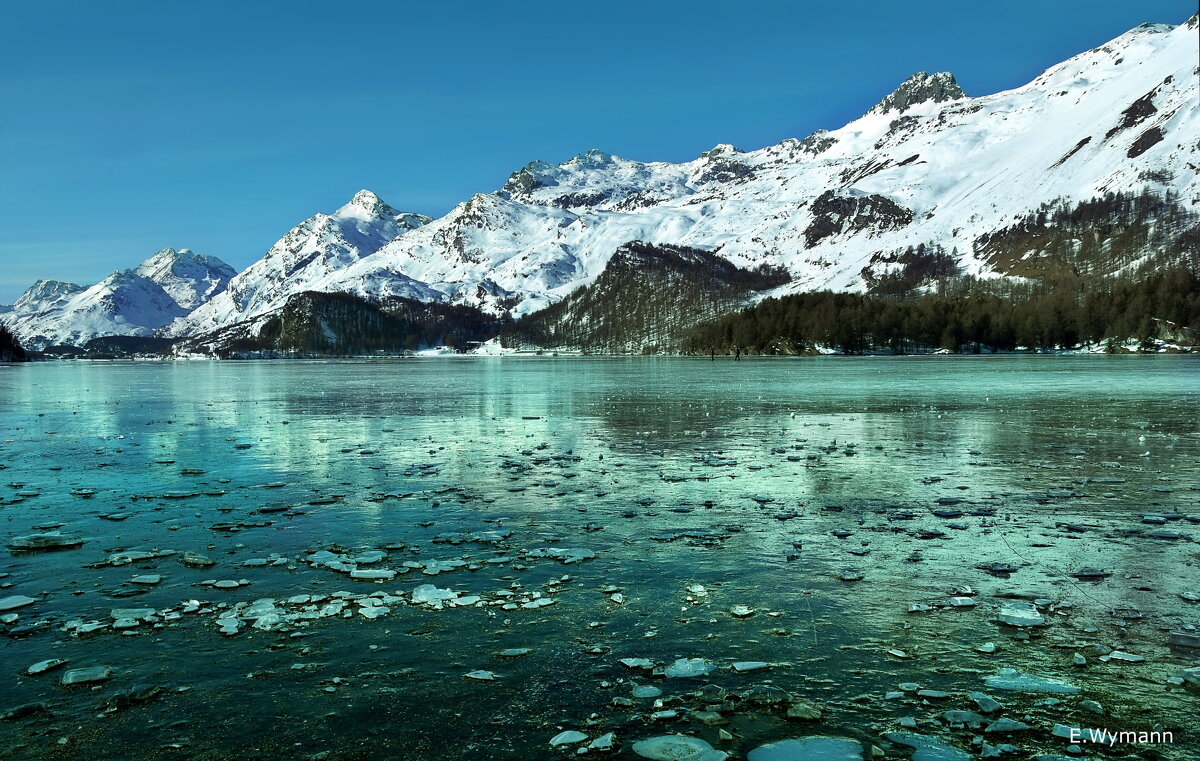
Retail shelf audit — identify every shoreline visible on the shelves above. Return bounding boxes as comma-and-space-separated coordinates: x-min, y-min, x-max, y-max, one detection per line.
11, 346, 1198, 363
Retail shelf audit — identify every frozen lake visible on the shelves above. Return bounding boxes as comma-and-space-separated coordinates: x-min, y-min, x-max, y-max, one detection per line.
1, 356, 1197, 759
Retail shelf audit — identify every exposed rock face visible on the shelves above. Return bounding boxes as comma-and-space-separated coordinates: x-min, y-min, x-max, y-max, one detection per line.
870, 71, 966, 115
803, 190, 914, 248
1127, 126, 1164, 158
501, 160, 558, 199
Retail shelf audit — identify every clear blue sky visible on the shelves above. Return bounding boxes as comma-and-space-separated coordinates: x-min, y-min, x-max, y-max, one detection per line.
0, 0, 1194, 302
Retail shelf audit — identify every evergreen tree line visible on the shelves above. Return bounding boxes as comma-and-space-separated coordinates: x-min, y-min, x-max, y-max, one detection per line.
688, 267, 1199, 354
0, 323, 28, 361
202, 292, 503, 357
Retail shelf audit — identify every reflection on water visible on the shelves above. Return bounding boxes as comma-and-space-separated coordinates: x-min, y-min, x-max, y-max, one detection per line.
0, 356, 1197, 760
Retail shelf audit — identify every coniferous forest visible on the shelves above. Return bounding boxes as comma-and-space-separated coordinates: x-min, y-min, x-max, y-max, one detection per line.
688, 266, 1199, 354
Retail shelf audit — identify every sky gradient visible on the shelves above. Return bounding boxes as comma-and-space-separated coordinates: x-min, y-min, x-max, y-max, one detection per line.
0, 0, 1195, 303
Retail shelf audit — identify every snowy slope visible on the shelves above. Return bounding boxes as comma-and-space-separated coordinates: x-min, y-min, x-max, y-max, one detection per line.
177, 14, 1190, 326
5, 250, 236, 349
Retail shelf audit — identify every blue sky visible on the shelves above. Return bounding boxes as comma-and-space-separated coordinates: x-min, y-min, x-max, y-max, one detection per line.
0, 0, 1194, 302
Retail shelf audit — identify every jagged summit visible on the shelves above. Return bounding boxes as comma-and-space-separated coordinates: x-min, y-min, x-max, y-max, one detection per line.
136, 248, 232, 274
163, 191, 433, 337
143, 247, 190, 261
870, 71, 966, 115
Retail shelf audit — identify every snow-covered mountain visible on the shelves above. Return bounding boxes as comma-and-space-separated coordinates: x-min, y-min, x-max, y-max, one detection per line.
4, 249, 236, 349
165, 191, 433, 337
6, 280, 86, 315
8, 14, 1198, 352
134, 248, 236, 310
166, 15, 1196, 338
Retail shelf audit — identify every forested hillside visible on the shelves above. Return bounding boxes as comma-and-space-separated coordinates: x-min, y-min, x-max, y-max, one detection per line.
690, 267, 1199, 354
175, 292, 502, 358
502, 242, 788, 353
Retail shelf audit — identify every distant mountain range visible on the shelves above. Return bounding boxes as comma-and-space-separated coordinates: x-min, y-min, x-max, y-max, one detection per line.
3, 14, 1196, 355
1, 249, 235, 349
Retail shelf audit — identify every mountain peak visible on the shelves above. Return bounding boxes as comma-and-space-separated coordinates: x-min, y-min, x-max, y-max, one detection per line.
1127, 21, 1175, 35
133, 248, 237, 311
22, 278, 84, 296
12, 279, 85, 312
135, 248, 234, 276
567, 148, 615, 168
701, 144, 742, 159
141, 247, 194, 265
870, 71, 966, 115
501, 160, 559, 198
342, 189, 398, 219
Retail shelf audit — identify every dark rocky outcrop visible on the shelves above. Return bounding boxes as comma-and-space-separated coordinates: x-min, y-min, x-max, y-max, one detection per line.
695, 157, 755, 185
1106, 89, 1159, 139
1051, 136, 1093, 168
1127, 126, 1165, 158
804, 190, 913, 248
549, 191, 609, 208
500, 161, 557, 198
870, 72, 966, 115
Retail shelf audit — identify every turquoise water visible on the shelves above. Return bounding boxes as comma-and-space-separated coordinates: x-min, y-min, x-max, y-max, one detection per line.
0, 356, 1197, 760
